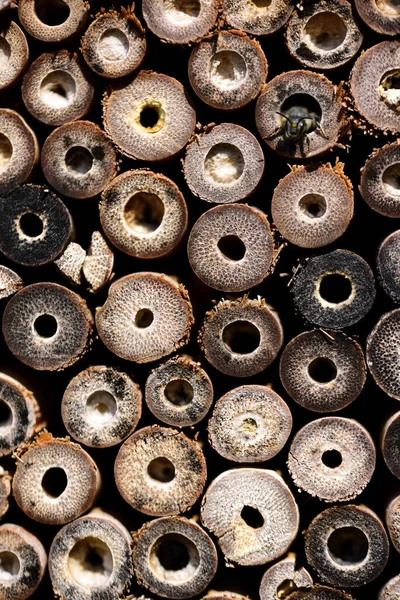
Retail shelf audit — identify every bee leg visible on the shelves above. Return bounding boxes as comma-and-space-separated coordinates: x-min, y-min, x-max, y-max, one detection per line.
307, 134, 311, 153
317, 122, 329, 139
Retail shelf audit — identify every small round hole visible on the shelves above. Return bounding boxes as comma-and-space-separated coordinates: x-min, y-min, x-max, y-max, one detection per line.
222, 320, 261, 354
0, 133, 12, 167
19, 213, 43, 238
319, 273, 352, 304
34, 314, 58, 338
98, 28, 129, 61
204, 143, 245, 185
140, 106, 160, 128
34, 0, 70, 25
65, 146, 93, 175
41, 467, 68, 498
322, 449, 342, 468
0, 401, 12, 428
383, 163, 400, 196
308, 357, 337, 383
277, 579, 298, 600
209, 50, 247, 90
241, 505, 264, 529
164, 379, 194, 406
304, 11, 347, 51
86, 390, 117, 425
155, 534, 191, 570
0, 552, 20, 581
135, 308, 154, 329
281, 93, 322, 120
280, 94, 322, 136
328, 527, 368, 566
124, 192, 165, 235
40, 70, 76, 109
147, 457, 175, 482
68, 537, 113, 587
218, 235, 246, 261
240, 417, 258, 437
299, 193, 327, 219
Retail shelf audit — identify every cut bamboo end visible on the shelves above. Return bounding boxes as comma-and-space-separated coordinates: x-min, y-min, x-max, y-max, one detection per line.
184, 123, 264, 205
288, 417, 376, 502
0, 110, 38, 195
145, 356, 213, 428
18, 0, 89, 42
103, 71, 196, 161
0, 184, 72, 267
96, 272, 193, 364
100, 170, 188, 259
132, 516, 218, 599
62, 365, 142, 448
49, 510, 132, 600
199, 297, 283, 377
379, 575, 400, 600
0, 523, 46, 600
22, 51, 94, 126
0, 373, 41, 457
188, 204, 275, 293
81, 9, 146, 78
208, 385, 292, 463
291, 249, 376, 329
280, 330, 366, 412
305, 505, 389, 587
12, 432, 101, 525
285, 0, 363, 71
114, 425, 206, 516
367, 309, 400, 400
354, 0, 400, 36
350, 41, 400, 133
259, 556, 313, 600
201, 468, 299, 566
361, 142, 400, 218
2, 282, 93, 371
386, 495, 400, 553
41, 120, 117, 199
271, 163, 354, 249
256, 70, 343, 159
381, 411, 400, 478
188, 31, 267, 111
377, 230, 400, 302
0, 20, 28, 89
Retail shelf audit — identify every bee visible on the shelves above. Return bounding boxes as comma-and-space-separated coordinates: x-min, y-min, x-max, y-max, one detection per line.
267, 106, 328, 153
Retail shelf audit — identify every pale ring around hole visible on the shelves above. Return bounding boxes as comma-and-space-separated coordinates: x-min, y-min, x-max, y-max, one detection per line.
149, 532, 200, 582
85, 390, 117, 426
68, 536, 113, 588
209, 50, 247, 91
